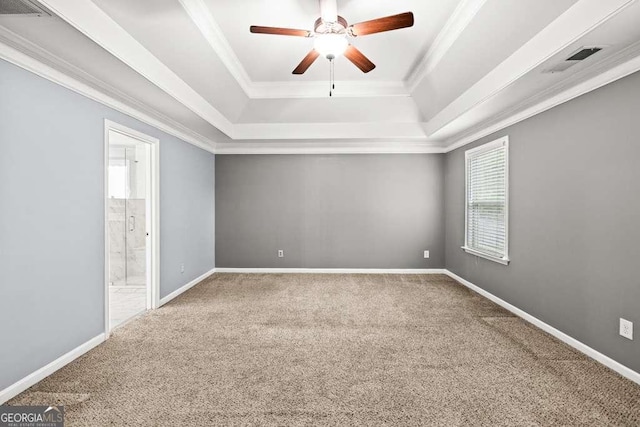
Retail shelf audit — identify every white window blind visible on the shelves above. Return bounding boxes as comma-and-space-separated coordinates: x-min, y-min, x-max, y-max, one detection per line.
463, 136, 509, 265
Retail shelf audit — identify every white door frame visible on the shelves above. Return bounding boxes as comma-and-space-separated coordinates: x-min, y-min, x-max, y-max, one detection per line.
104, 119, 160, 337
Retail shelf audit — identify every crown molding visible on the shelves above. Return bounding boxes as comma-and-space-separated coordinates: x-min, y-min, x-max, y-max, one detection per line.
0, 32, 217, 154
179, 0, 407, 99
233, 122, 428, 141
178, 0, 254, 97
180, 0, 487, 99
406, 0, 487, 92
179, 0, 408, 99
0, 27, 433, 152
0, 31, 438, 155
443, 47, 640, 153
37, 0, 234, 138
249, 80, 410, 98
425, 0, 635, 139
7, 0, 639, 156
216, 139, 445, 155
6, 24, 639, 157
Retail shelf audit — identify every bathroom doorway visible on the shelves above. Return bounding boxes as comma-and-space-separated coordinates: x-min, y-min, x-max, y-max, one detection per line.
105, 120, 159, 333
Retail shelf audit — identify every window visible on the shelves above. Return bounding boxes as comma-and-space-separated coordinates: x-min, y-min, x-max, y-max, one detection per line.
463, 136, 509, 265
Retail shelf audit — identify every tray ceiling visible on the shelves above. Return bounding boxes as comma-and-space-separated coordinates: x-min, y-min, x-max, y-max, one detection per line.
204, 0, 461, 82
1, 0, 639, 153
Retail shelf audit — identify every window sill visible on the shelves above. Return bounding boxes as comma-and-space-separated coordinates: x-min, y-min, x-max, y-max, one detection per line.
461, 246, 510, 265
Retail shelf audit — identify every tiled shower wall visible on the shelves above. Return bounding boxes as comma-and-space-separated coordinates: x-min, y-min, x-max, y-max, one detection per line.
109, 198, 146, 286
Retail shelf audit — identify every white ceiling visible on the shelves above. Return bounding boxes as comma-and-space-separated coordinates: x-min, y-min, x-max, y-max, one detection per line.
0, 13, 231, 144
206, 0, 461, 82
91, 0, 248, 121
1, 0, 639, 152
412, 0, 579, 121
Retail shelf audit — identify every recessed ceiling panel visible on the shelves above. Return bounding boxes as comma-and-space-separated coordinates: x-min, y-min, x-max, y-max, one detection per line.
0, 15, 230, 143
412, 0, 579, 122
434, 0, 640, 144
205, 0, 462, 82
92, 0, 249, 121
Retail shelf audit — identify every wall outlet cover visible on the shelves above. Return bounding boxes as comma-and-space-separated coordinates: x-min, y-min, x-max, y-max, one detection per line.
180, 263, 185, 274
424, 250, 430, 259
620, 318, 633, 340
278, 250, 284, 258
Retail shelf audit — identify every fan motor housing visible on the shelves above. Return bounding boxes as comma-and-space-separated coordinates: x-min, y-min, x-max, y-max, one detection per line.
314, 16, 348, 35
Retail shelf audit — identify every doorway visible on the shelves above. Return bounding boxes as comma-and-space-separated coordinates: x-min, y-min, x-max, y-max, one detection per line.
105, 120, 159, 334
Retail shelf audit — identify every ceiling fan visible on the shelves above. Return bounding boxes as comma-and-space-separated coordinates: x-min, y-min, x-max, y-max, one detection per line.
249, 0, 414, 75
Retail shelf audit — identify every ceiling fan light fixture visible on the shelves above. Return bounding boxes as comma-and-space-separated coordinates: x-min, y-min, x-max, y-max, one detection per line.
314, 34, 348, 58
250, 5, 414, 77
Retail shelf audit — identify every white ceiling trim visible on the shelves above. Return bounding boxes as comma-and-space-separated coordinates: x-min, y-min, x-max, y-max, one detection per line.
0, 26, 218, 151
425, 0, 635, 139
216, 140, 445, 155
443, 48, 640, 153
6, 0, 639, 156
0, 20, 430, 148
233, 122, 428, 141
5, 28, 639, 156
38, 0, 234, 138
406, 0, 487, 92
179, 0, 492, 99
179, 0, 410, 99
0, 32, 438, 155
0, 37, 217, 154
249, 80, 409, 98
178, 0, 254, 96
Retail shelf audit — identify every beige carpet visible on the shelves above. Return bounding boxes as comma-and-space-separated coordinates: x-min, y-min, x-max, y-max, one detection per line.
9, 273, 640, 426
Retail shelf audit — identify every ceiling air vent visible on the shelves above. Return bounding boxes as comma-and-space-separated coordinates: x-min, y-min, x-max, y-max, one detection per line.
0, 0, 51, 16
566, 47, 602, 61
542, 46, 604, 74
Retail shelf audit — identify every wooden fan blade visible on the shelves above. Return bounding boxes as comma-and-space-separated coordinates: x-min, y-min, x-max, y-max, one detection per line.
344, 45, 375, 73
250, 26, 311, 37
349, 12, 414, 36
293, 49, 320, 74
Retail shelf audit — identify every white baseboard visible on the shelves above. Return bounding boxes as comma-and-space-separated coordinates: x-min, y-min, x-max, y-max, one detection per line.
159, 268, 216, 306
444, 270, 640, 386
215, 268, 447, 274
5, 269, 634, 408
0, 266, 217, 405
0, 333, 105, 405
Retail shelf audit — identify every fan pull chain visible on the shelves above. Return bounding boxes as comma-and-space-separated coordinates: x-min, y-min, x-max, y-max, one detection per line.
332, 59, 335, 91
329, 58, 334, 97
328, 58, 336, 97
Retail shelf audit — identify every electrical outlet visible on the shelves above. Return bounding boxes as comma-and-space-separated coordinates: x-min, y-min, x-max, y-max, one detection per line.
423, 250, 430, 259
620, 318, 633, 340
278, 250, 284, 258
180, 263, 185, 274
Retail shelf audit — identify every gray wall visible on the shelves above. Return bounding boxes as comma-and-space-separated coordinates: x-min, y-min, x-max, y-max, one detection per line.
216, 154, 444, 268
0, 58, 214, 392
445, 70, 640, 373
